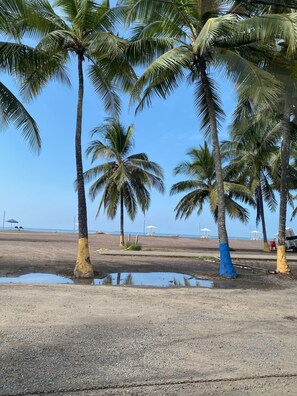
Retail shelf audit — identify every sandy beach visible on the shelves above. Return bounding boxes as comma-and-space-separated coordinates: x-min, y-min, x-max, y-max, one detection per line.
1, 231, 297, 395
0, 230, 295, 287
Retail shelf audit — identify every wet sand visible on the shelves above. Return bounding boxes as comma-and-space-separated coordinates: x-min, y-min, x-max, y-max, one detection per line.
0, 230, 294, 290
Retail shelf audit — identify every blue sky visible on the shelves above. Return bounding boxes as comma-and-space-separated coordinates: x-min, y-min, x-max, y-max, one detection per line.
0, 24, 293, 239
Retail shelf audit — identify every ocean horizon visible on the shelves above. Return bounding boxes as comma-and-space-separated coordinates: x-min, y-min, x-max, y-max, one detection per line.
1, 226, 270, 241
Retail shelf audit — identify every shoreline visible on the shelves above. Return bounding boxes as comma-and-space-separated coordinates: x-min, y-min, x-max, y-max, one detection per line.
0, 229, 267, 252
0, 228, 271, 241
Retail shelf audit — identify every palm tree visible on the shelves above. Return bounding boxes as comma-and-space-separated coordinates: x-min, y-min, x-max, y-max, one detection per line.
84, 118, 164, 246
222, 122, 280, 252
123, 0, 296, 277
0, 0, 41, 151
14, 0, 135, 277
170, 142, 254, 224
275, 88, 295, 273
266, 30, 297, 274
233, 0, 297, 273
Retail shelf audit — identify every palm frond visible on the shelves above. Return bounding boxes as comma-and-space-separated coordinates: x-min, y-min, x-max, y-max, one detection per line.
88, 173, 110, 200
231, 13, 297, 57
261, 173, 277, 210
216, 48, 281, 109
88, 63, 121, 116
194, 13, 238, 55
0, 42, 70, 99
122, 183, 137, 220
225, 196, 250, 223
0, 82, 41, 151
174, 189, 209, 220
193, 76, 225, 137
131, 46, 190, 113
170, 180, 207, 195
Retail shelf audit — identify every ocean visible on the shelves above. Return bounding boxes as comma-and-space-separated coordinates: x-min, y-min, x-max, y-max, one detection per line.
1, 227, 265, 241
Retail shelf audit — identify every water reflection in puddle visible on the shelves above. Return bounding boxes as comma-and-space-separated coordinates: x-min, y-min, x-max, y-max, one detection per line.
94, 272, 214, 288
0, 272, 215, 288
0, 273, 72, 284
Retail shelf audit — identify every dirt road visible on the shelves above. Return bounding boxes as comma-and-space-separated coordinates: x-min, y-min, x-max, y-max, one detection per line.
1, 283, 297, 395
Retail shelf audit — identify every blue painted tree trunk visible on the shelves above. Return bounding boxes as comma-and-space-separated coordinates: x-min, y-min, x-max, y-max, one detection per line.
219, 243, 237, 278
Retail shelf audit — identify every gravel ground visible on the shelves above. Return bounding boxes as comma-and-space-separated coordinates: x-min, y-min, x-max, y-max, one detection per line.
1, 284, 297, 395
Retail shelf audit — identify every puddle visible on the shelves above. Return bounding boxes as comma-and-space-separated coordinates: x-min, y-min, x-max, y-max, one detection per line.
0, 273, 72, 284
0, 272, 215, 288
94, 272, 214, 287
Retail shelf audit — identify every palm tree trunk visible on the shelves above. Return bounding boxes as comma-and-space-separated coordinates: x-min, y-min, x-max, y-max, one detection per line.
120, 190, 125, 246
199, 61, 236, 278
257, 183, 270, 252
277, 98, 291, 273
73, 52, 94, 278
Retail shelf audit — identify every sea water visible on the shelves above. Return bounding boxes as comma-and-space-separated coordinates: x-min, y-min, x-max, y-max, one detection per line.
0, 227, 263, 240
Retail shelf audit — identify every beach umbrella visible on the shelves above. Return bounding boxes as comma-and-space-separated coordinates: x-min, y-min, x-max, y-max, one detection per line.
6, 218, 18, 229
200, 228, 211, 238
146, 225, 157, 235
250, 230, 260, 240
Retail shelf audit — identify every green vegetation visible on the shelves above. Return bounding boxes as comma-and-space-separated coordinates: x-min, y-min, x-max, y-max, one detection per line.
0, 2, 41, 150
125, 242, 142, 251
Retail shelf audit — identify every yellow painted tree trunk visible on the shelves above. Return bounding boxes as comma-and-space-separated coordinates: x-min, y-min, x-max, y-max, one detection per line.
263, 241, 270, 253
74, 238, 94, 278
276, 245, 291, 274
120, 234, 125, 247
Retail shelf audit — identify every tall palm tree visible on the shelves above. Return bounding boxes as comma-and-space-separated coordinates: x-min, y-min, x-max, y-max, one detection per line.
222, 122, 280, 252
123, 0, 296, 277
84, 118, 164, 246
265, 31, 297, 274
275, 86, 295, 273
0, 0, 41, 151
13, 0, 135, 277
170, 142, 254, 224
234, 0, 297, 273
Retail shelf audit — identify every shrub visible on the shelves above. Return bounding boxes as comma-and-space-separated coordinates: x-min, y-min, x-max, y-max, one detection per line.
125, 242, 142, 251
